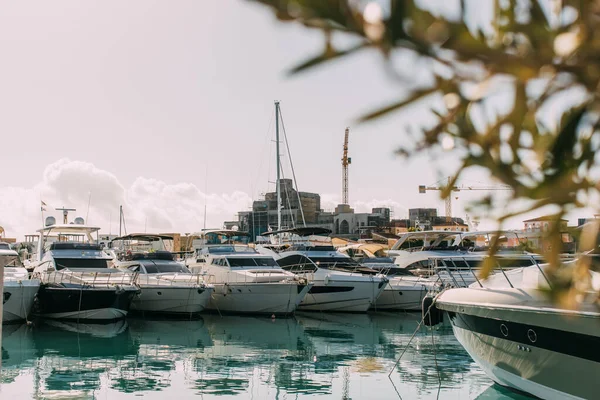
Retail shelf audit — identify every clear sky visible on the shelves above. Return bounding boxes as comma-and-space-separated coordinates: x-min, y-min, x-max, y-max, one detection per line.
0, 0, 592, 239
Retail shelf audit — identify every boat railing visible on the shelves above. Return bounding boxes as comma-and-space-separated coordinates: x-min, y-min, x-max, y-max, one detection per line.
202, 268, 307, 285
427, 254, 552, 289
43, 269, 139, 287
137, 273, 207, 287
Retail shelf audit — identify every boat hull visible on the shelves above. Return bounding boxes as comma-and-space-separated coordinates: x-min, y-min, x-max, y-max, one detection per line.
206, 282, 310, 315
299, 278, 386, 312
3, 280, 40, 323
437, 288, 600, 400
371, 281, 429, 311
132, 286, 213, 314
34, 284, 138, 321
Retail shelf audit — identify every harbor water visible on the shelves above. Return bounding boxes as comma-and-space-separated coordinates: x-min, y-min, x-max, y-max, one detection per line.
0, 313, 529, 399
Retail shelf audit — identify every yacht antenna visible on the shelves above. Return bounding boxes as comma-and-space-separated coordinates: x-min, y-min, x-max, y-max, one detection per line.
119, 205, 128, 236
86, 191, 92, 223
56, 207, 76, 224
204, 166, 208, 230
275, 101, 282, 233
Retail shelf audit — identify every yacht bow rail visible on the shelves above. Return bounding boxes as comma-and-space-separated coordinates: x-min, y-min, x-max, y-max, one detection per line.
202, 270, 306, 286
426, 254, 552, 289
279, 261, 381, 276
137, 273, 207, 287
37, 269, 139, 287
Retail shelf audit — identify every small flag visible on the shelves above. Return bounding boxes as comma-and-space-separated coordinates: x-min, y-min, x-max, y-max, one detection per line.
41, 200, 47, 212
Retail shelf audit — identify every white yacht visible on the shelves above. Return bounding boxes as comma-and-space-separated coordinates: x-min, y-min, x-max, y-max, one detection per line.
0, 242, 40, 322
31, 214, 139, 321
186, 230, 312, 315
265, 228, 388, 312
359, 256, 438, 311
435, 260, 600, 399
389, 230, 547, 287
338, 243, 437, 311
111, 234, 214, 315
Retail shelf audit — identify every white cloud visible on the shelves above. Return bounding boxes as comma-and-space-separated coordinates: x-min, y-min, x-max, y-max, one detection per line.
0, 159, 253, 239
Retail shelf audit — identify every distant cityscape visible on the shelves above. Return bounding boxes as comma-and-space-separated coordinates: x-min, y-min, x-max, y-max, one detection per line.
1, 178, 598, 255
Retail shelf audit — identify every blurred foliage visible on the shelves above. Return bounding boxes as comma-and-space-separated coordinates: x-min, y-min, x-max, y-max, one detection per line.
252, 0, 600, 306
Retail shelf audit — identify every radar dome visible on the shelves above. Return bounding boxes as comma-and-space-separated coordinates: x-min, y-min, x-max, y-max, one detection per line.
45, 216, 56, 227
74, 217, 85, 225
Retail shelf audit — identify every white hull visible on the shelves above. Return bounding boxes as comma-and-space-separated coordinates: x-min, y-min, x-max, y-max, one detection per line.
41, 307, 128, 321
437, 283, 600, 400
206, 282, 310, 315
132, 286, 213, 314
3, 281, 40, 323
452, 324, 593, 399
372, 285, 427, 311
299, 278, 385, 312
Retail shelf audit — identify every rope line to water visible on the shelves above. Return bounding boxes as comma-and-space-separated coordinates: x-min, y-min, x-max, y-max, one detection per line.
387, 291, 442, 377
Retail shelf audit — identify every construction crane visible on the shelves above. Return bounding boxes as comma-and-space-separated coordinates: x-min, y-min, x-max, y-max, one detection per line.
419, 177, 512, 222
342, 127, 351, 204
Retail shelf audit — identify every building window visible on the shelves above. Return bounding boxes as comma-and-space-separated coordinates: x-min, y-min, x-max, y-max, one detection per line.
340, 220, 350, 234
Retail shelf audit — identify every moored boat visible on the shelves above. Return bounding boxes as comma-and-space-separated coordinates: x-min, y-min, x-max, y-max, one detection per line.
265, 228, 388, 313
186, 230, 312, 315
435, 261, 600, 399
0, 242, 41, 323
111, 234, 214, 315
31, 214, 139, 321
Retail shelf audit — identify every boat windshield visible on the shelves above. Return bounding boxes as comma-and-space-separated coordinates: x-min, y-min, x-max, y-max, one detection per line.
309, 257, 379, 275
54, 258, 109, 270
226, 257, 279, 268
207, 245, 255, 254
2, 255, 23, 268
370, 266, 416, 277
142, 262, 191, 274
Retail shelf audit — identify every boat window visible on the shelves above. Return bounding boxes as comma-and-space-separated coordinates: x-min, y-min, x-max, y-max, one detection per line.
143, 264, 159, 273
391, 238, 425, 251
277, 254, 317, 272
254, 257, 278, 267
54, 258, 109, 270
309, 257, 359, 269
148, 262, 191, 274
405, 260, 430, 271
310, 256, 380, 275
225, 257, 277, 267
3, 255, 23, 268
127, 265, 141, 273
371, 266, 415, 276
208, 246, 236, 254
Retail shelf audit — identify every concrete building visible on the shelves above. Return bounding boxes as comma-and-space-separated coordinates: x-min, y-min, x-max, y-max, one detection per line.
409, 208, 437, 227
517, 216, 574, 252
234, 180, 392, 241
237, 179, 325, 241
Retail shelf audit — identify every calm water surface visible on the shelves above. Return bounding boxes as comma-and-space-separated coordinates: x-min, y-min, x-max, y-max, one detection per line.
0, 312, 530, 399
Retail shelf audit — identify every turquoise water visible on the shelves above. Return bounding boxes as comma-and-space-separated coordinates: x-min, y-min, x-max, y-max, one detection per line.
0, 313, 529, 399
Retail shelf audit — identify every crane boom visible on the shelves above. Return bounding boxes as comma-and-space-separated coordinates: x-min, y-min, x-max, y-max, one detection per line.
342, 127, 351, 204
419, 177, 512, 222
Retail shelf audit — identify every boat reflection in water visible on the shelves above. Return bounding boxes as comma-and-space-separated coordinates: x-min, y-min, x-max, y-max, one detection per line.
1, 314, 516, 399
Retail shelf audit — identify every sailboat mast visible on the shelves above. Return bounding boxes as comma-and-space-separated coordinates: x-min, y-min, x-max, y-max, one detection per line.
275, 100, 282, 232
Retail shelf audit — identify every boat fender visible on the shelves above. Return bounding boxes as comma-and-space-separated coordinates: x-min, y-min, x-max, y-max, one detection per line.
422, 296, 442, 326
324, 275, 330, 286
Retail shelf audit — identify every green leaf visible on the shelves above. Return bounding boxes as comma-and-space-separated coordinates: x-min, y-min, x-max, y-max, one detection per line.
357, 87, 439, 122
288, 43, 367, 75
